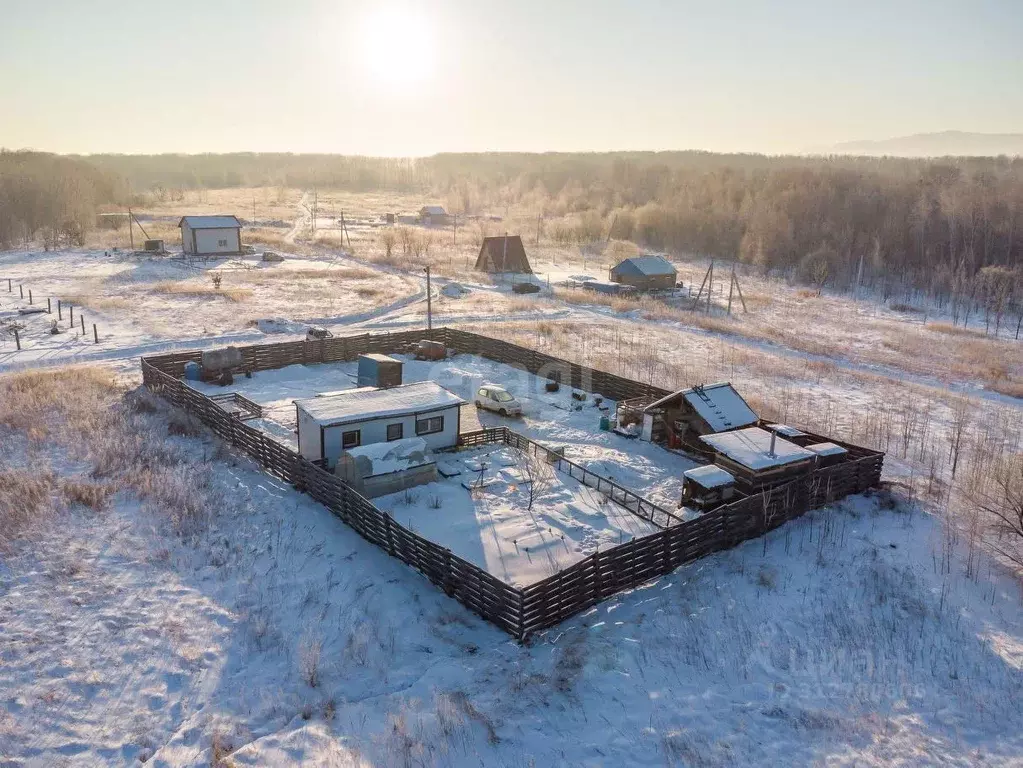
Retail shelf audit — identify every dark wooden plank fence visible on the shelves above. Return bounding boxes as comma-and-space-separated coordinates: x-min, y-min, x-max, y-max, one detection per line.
141, 326, 883, 641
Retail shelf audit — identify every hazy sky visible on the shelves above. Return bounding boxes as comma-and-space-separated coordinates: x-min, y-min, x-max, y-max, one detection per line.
1, 0, 1020, 156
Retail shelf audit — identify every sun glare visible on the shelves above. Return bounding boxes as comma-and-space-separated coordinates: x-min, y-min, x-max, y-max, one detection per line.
360, 7, 436, 90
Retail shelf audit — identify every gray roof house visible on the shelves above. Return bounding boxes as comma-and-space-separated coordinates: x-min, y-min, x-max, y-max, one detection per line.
609, 254, 677, 291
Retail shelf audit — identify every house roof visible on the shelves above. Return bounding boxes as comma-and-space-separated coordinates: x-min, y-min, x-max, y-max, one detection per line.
421, 205, 447, 215
295, 381, 465, 426
612, 254, 677, 277
764, 423, 806, 438
644, 382, 758, 432
806, 442, 848, 457
700, 427, 815, 471
178, 215, 242, 229
475, 235, 532, 273
683, 464, 735, 489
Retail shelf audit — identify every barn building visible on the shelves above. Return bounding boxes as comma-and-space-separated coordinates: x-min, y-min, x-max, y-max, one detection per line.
419, 206, 452, 226
609, 254, 677, 291
475, 235, 533, 274
294, 381, 465, 469
178, 215, 242, 256
627, 382, 759, 450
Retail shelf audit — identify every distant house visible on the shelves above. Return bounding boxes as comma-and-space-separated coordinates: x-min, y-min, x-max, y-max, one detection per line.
639, 381, 758, 448
419, 206, 451, 226
294, 381, 465, 469
475, 235, 533, 274
178, 215, 242, 256
609, 254, 677, 291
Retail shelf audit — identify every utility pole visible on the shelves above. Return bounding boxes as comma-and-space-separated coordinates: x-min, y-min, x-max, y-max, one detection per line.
127, 207, 134, 250
424, 266, 433, 331
452, 215, 457, 247
535, 213, 542, 246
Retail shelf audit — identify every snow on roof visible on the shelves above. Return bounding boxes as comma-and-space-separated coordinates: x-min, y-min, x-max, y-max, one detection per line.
765, 423, 806, 437
613, 254, 677, 276
296, 381, 465, 426
421, 205, 447, 215
700, 427, 815, 471
806, 442, 848, 457
178, 215, 242, 229
684, 464, 735, 489
645, 382, 758, 432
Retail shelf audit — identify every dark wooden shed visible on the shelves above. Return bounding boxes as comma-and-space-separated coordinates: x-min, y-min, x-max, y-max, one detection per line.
609, 254, 677, 291
475, 235, 532, 274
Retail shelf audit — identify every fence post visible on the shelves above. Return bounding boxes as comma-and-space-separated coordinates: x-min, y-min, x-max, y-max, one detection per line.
69, 305, 73, 327
13, 328, 20, 350
47, 297, 51, 313
93, 324, 98, 344
28, 289, 32, 305
384, 514, 395, 556
57, 300, 62, 320
19, 285, 23, 298
80, 315, 85, 334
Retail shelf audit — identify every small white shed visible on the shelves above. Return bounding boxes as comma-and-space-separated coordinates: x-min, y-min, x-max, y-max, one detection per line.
294, 381, 466, 468
178, 215, 242, 255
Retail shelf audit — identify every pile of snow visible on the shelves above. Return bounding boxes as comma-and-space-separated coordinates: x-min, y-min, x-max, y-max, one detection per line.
256, 317, 306, 335
345, 437, 430, 477
441, 282, 469, 298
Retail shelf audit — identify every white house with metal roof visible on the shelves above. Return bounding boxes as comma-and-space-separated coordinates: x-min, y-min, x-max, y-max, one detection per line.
294, 381, 466, 468
178, 215, 242, 255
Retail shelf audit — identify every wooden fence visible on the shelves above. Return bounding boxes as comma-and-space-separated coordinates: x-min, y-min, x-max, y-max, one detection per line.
141, 327, 884, 641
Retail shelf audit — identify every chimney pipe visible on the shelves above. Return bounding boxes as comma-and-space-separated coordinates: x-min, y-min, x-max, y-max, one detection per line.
769, 429, 777, 458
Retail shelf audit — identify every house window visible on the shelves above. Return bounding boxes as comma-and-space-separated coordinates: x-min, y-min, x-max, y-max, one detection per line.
217, 238, 228, 247
386, 423, 403, 441
415, 415, 444, 436
342, 430, 360, 449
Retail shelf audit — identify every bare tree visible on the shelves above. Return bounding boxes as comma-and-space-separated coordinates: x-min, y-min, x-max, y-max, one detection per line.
379, 228, 397, 261
517, 450, 557, 511
978, 455, 1023, 569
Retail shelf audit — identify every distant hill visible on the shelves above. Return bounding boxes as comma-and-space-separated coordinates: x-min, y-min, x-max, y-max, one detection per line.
832, 131, 1023, 158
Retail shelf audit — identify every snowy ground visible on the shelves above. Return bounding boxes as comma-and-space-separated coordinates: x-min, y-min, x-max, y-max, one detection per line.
2, 414, 1021, 766
377, 445, 660, 586
4, 208, 1023, 765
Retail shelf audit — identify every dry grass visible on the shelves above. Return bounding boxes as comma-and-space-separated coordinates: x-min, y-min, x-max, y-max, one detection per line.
244, 266, 380, 283
928, 322, 990, 338
60, 479, 115, 511
151, 281, 252, 303
0, 367, 119, 440
60, 294, 130, 312
0, 468, 56, 549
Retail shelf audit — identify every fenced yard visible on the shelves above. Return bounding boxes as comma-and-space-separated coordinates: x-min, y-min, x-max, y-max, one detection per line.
141, 326, 883, 640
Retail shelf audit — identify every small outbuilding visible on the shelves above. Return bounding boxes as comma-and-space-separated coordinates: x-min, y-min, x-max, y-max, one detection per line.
295, 381, 465, 468
633, 382, 758, 449
681, 464, 737, 512
700, 427, 816, 493
357, 354, 403, 389
179, 215, 242, 256
419, 206, 451, 226
805, 441, 848, 468
475, 235, 532, 274
609, 254, 677, 291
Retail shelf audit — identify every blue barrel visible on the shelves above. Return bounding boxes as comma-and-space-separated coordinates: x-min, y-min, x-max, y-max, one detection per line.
183, 361, 202, 382
599, 415, 610, 431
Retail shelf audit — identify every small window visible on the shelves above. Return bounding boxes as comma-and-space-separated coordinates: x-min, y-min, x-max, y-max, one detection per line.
386, 423, 403, 441
217, 238, 228, 247
477, 388, 488, 398
415, 415, 444, 436
342, 430, 360, 449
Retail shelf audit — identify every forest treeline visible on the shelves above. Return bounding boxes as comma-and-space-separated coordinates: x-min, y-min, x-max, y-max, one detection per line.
0, 151, 122, 249
4, 149, 1023, 307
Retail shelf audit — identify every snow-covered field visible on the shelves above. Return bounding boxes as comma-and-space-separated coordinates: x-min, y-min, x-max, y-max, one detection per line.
3, 215, 1023, 766
3, 417, 1021, 765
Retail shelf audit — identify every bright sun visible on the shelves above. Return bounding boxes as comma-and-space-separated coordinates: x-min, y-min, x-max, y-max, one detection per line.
360, 7, 436, 89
